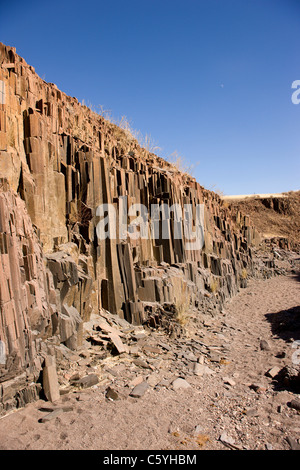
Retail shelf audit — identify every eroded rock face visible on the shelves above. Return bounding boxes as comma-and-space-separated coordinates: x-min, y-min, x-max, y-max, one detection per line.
0, 42, 269, 409
0, 188, 52, 409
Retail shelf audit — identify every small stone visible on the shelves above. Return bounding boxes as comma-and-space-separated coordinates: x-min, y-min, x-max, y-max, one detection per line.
245, 408, 259, 417
129, 346, 139, 356
105, 387, 119, 401
42, 356, 60, 403
159, 378, 171, 387
109, 333, 129, 355
219, 432, 236, 448
286, 436, 300, 450
168, 422, 180, 435
133, 358, 152, 369
78, 373, 99, 389
69, 372, 80, 383
158, 342, 171, 351
172, 378, 191, 391
129, 381, 149, 398
208, 352, 221, 362
260, 340, 271, 351
193, 425, 205, 436
222, 377, 236, 387
39, 405, 73, 413
193, 363, 215, 376
249, 383, 267, 393
143, 345, 161, 355
265, 367, 281, 379
288, 399, 300, 411
183, 352, 197, 362
146, 373, 161, 387
128, 375, 144, 388
38, 408, 63, 423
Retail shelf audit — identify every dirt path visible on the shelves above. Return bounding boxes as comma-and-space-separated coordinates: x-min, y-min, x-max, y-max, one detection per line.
0, 274, 299, 451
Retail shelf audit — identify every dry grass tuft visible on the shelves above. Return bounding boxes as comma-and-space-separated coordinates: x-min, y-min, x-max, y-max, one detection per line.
210, 278, 219, 294
174, 287, 191, 327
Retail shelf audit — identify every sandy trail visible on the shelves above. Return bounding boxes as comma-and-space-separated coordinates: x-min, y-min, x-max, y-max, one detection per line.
0, 274, 299, 451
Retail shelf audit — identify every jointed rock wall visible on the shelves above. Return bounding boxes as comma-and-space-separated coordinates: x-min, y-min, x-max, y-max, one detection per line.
0, 43, 264, 410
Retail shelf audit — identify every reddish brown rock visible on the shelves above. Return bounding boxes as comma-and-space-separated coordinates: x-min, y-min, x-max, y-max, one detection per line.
0, 42, 277, 411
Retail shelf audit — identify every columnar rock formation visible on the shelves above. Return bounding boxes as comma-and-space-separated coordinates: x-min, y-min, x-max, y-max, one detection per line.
0, 43, 263, 409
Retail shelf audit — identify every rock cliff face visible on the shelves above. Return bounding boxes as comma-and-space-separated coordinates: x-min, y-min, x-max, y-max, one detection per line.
0, 43, 264, 410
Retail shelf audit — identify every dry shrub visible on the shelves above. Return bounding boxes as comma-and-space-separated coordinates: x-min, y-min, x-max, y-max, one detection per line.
241, 268, 248, 279
166, 151, 196, 176
210, 278, 219, 294
174, 287, 191, 326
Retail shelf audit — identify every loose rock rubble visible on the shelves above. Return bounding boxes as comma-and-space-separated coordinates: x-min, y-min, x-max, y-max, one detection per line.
0, 271, 299, 451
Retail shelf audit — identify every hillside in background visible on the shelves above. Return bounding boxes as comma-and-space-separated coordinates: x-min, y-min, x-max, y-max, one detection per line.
224, 191, 300, 251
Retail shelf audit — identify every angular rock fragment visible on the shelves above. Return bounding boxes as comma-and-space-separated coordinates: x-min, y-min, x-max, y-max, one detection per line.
222, 376, 236, 387
38, 408, 64, 423
129, 381, 149, 398
219, 432, 242, 450
288, 399, 300, 411
77, 374, 99, 389
265, 366, 281, 379
193, 363, 215, 376
42, 356, 60, 403
133, 358, 152, 369
108, 334, 129, 355
128, 375, 144, 388
286, 436, 300, 450
172, 378, 191, 390
105, 387, 119, 401
260, 340, 271, 351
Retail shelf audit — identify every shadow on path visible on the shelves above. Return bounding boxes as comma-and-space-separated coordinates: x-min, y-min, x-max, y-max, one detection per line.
265, 305, 300, 343
293, 271, 300, 283
265, 305, 300, 392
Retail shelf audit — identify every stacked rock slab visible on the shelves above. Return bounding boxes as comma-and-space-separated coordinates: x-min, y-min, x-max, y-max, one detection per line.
0, 186, 53, 408
0, 43, 263, 409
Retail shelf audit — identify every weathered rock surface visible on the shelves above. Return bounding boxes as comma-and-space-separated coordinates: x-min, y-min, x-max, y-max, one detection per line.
0, 42, 298, 411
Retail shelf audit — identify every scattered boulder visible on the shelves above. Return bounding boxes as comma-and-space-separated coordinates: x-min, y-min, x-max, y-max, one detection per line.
193, 364, 215, 376
129, 381, 149, 398
287, 399, 300, 411
38, 408, 64, 423
77, 374, 99, 389
222, 377, 236, 387
286, 436, 300, 450
265, 366, 281, 379
260, 340, 271, 351
105, 387, 119, 401
172, 378, 191, 391
108, 333, 129, 355
278, 365, 300, 391
42, 356, 60, 403
219, 432, 241, 450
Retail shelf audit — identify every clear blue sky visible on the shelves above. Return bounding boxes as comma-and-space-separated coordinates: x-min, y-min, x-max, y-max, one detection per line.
1, 0, 300, 195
